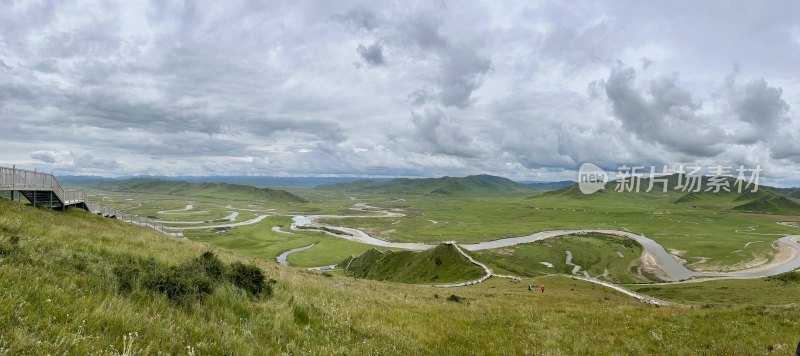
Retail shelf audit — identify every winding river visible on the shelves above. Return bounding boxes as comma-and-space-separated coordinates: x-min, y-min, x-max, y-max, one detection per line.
276, 243, 316, 265
289, 209, 800, 283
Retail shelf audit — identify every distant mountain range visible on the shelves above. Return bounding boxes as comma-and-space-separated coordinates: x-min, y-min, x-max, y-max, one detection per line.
93, 178, 308, 203
58, 174, 578, 191
57, 175, 392, 188
316, 174, 538, 196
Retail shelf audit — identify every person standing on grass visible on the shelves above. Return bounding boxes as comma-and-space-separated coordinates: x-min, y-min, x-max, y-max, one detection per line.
540, 284, 545, 293
528, 285, 532, 292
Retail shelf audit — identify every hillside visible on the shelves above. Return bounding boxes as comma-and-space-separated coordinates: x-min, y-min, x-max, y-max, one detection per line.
2, 198, 800, 353
523, 180, 575, 190
676, 187, 800, 215
774, 187, 800, 199
316, 174, 536, 196
540, 174, 800, 215
95, 178, 308, 203
337, 244, 485, 284
730, 195, 800, 215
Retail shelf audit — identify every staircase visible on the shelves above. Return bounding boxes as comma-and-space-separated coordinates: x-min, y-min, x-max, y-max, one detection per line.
1, 165, 93, 211
19, 190, 70, 210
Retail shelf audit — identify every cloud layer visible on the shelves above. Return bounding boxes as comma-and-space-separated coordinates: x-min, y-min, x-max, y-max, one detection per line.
1, 1, 799, 185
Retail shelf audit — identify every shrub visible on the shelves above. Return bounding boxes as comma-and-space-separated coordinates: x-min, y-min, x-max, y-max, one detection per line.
447, 294, 463, 303
766, 271, 800, 284
142, 265, 214, 305
227, 262, 274, 297
112, 264, 141, 293
190, 251, 227, 281
110, 252, 276, 305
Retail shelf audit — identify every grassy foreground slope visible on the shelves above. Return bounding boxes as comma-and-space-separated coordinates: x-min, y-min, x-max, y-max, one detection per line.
95, 178, 309, 203
2, 199, 800, 354
338, 244, 485, 284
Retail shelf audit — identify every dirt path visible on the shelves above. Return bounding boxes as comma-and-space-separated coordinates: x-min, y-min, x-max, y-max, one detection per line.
431, 242, 493, 288
565, 250, 581, 275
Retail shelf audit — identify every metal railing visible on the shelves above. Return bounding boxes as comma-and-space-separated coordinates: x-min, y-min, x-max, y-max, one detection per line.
0, 165, 68, 203
0, 165, 179, 237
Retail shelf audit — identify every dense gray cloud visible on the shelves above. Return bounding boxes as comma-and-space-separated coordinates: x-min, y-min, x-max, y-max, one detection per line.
356, 42, 385, 65
1, 1, 799, 185
602, 66, 726, 157
407, 106, 484, 158
724, 75, 789, 132
333, 5, 382, 31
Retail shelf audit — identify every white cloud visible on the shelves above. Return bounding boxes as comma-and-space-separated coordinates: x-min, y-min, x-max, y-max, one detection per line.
1, 1, 799, 185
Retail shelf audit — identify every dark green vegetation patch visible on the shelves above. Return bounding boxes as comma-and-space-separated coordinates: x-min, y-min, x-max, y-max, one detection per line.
338, 244, 485, 283
766, 271, 800, 284
112, 251, 274, 305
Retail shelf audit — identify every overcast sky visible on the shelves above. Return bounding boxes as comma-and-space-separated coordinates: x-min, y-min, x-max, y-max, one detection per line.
2, 1, 800, 185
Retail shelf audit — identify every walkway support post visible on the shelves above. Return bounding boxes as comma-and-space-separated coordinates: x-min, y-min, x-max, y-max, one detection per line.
11, 165, 16, 202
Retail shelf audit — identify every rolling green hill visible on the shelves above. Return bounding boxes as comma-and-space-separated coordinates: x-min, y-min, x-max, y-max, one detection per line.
338, 244, 485, 283
675, 187, 800, 215
542, 174, 800, 215
524, 180, 575, 190
773, 187, 800, 199
96, 178, 308, 203
730, 195, 800, 215
316, 174, 536, 196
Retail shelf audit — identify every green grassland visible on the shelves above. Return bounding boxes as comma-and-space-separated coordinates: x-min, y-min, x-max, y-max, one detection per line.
186, 216, 389, 267
338, 244, 485, 284
84, 177, 800, 273
628, 272, 800, 306
316, 188, 799, 271
475, 233, 647, 284
2, 199, 800, 354
90, 186, 377, 219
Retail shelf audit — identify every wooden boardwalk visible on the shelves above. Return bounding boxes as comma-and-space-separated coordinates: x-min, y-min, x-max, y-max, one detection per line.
0, 165, 174, 236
